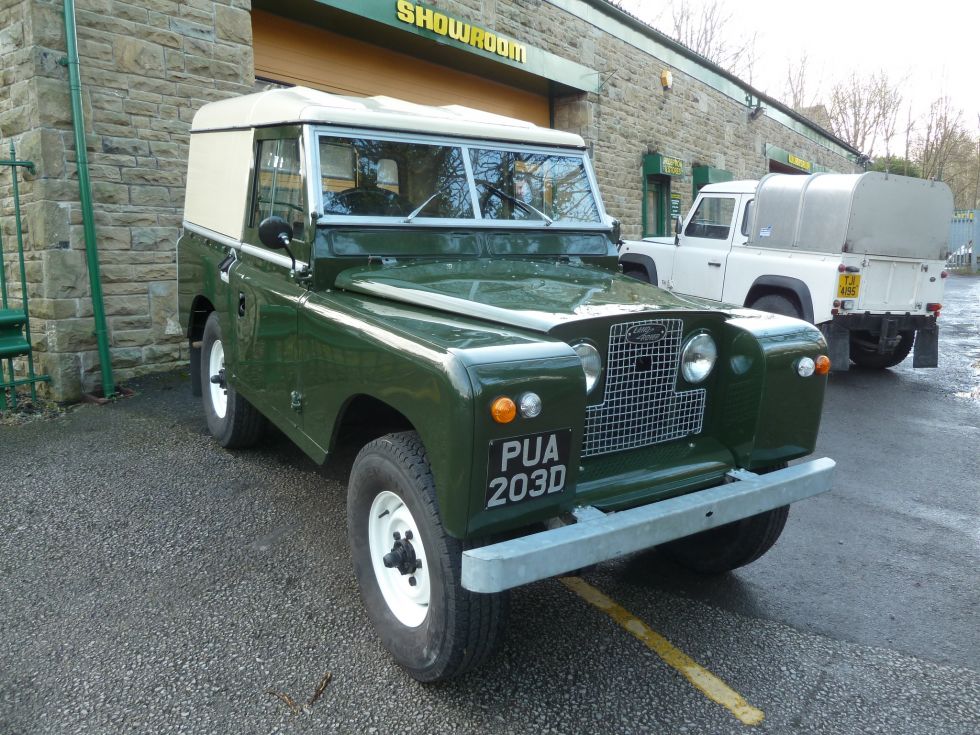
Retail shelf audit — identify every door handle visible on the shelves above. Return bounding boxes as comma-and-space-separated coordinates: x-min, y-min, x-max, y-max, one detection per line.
217, 251, 236, 283
708, 261, 722, 267
238, 291, 246, 317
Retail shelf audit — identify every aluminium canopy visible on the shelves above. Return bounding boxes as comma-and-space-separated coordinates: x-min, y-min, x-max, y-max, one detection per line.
748, 172, 953, 260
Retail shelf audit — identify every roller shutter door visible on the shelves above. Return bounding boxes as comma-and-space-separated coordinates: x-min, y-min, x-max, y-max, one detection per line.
252, 10, 550, 127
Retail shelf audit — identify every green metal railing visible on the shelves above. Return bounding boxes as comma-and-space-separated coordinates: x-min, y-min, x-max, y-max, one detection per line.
0, 141, 50, 409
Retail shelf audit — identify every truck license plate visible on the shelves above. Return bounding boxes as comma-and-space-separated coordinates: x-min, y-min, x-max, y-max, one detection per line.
837, 273, 860, 298
485, 429, 571, 509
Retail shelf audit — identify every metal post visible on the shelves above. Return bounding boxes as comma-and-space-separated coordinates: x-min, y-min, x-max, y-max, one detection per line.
63, 0, 115, 399
10, 142, 39, 404
1, 156, 14, 409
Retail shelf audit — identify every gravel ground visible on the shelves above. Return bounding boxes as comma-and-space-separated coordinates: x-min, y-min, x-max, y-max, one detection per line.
1, 278, 978, 734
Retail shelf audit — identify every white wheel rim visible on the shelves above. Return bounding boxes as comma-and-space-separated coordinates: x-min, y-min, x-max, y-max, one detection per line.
208, 339, 228, 419
368, 490, 430, 628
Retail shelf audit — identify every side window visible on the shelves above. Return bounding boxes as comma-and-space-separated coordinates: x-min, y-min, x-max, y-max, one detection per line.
684, 196, 736, 239
740, 199, 754, 237
250, 138, 304, 237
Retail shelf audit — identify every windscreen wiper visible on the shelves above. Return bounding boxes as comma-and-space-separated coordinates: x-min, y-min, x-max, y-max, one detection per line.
404, 188, 445, 223
483, 184, 553, 225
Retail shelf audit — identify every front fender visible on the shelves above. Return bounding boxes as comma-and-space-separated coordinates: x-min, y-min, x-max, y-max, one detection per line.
724, 311, 828, 468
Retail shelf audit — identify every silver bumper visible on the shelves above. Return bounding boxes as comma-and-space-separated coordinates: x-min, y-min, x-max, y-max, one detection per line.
461, 457, 836, 593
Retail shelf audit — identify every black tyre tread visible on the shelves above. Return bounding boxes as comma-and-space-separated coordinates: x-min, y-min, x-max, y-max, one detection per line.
201, 312, 265, 449
351, 431, 508, 681
728, 505, 789, 568
622, 264, 650, 283
381, 432, 507, 677
849, 330, 914, 369
658, 463, 790, 575
750, 293, 802, 319
659, 506, 789, 575
225, 393, 265, 448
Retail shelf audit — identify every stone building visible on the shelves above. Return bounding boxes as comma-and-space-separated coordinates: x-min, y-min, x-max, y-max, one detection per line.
0, 0, 862, 401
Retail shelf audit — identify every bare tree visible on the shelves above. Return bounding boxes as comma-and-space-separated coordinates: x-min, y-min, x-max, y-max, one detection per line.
610, 0, 757, 80
785, 52, 812, 111
666, 1, 758, 80
827, 71, 902, 153
917, 96, 964, 181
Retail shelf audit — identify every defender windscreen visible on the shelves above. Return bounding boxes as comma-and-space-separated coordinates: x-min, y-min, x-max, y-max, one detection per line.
316, 133, 603, 226
319, 137, 473, 219
469, 149, 601, 224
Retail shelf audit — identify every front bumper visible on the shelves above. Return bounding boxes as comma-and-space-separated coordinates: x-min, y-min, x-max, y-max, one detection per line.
461, 457, 835, 593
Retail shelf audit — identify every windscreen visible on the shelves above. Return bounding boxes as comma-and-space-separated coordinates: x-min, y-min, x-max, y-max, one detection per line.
469, 149, 601, 223
319, 137, 472, 219
316, 133, 602, 226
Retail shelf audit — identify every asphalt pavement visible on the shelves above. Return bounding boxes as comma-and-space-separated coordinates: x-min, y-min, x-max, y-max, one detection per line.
1, 275, 978, 734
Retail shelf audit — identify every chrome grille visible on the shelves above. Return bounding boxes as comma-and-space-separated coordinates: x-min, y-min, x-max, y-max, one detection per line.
582, 319, 706, 457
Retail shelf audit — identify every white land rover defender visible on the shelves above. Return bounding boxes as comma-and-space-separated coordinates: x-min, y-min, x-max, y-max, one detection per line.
620, 173, 953, 370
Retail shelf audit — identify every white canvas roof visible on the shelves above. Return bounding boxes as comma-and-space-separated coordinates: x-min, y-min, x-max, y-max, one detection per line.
190, 86, 585, 148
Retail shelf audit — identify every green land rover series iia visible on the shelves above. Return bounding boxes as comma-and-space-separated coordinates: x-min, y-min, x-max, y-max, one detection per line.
177, 87, 835, 682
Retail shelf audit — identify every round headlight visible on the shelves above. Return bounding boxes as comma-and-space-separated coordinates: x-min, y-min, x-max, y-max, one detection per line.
681, 333, 717, 383
572, 342, 602, 394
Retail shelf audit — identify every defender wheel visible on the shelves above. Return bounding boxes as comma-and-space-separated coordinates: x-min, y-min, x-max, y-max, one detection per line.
849, 330, 914, 369
347, 431, 508, 682
657, 464, 790, 574
622, 265, 650, 283
200, 312, 266, 448
749, 293, 802, 320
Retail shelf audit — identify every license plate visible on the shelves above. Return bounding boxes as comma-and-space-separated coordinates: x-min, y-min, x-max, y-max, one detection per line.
485, 429, 571, 509
837, 273, 860, 298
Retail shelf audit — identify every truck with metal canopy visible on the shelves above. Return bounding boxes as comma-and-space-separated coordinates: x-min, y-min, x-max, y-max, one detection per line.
620, 172, 953, 369
177, 87, 835, 681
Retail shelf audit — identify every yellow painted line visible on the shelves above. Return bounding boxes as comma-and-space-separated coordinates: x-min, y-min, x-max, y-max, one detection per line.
560, 576, 765, 727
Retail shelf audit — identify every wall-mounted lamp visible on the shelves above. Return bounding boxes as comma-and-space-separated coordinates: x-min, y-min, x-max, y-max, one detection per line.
660, 70, 673, 91
749, 104, 766, 120
745, 93, 765, 120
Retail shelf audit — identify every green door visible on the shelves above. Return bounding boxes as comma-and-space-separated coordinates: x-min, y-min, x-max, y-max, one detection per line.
232, 133, 309, 429
643, 174, 669, 237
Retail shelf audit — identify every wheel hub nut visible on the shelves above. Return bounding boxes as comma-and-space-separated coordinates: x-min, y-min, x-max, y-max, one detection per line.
383, 531, 420, 576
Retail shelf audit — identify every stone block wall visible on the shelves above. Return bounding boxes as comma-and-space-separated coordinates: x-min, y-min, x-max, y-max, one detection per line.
2, 0, 858, 402
0, 0, 253, 400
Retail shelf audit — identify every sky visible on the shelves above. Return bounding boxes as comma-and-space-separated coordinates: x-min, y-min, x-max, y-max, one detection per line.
613, 0, 980, 154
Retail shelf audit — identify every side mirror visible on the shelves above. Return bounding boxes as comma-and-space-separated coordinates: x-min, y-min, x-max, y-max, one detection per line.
258, 216, 297, 273
610, 218, 622, 246
674, 215, 682, 245
258, 216, 292, 250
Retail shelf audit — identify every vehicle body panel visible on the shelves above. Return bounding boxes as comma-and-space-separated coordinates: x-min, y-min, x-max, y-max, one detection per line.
178, 87, 833, 556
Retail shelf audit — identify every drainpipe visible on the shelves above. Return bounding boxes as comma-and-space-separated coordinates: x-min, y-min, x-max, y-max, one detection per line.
62, 0, 114, 399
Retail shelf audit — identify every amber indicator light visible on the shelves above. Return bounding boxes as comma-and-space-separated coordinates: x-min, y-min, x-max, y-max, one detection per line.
814, 355, 831, 375
491, 396, 517, 423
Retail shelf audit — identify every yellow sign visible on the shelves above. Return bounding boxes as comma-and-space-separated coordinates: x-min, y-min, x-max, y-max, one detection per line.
396, 1, 527, 64
837, 273, 860, 298
787, 154, 812, 172
661, 156, 683, 176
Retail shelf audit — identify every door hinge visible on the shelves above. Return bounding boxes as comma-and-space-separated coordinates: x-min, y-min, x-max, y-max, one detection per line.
290, 390, 303, 413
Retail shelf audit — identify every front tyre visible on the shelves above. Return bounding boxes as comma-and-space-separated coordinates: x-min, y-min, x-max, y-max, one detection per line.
347, 431, 508, 682
657, 463, 790, 574
200, 312, 266, 448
